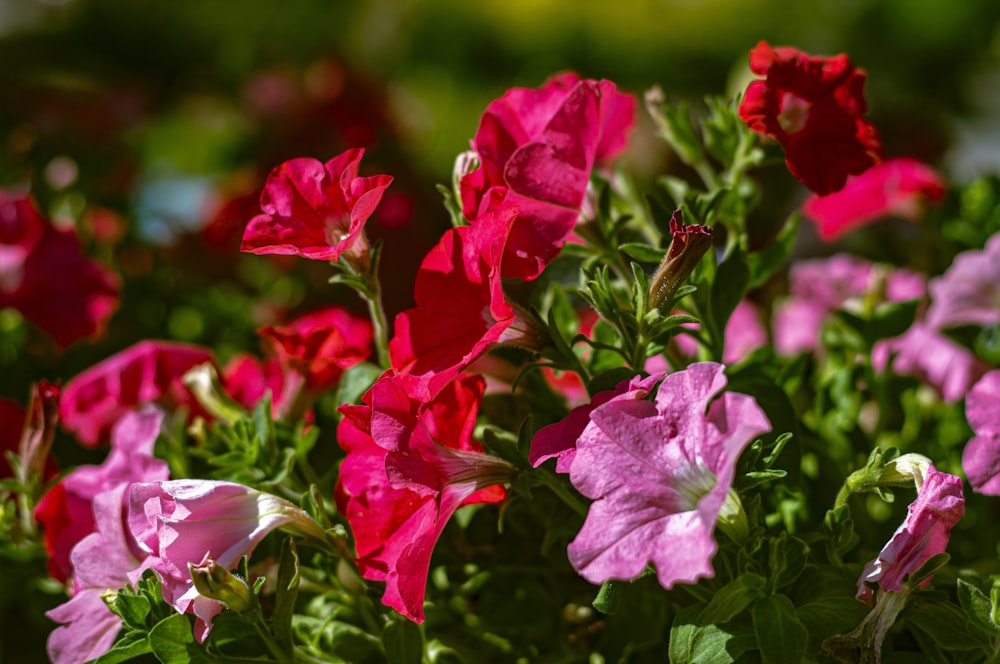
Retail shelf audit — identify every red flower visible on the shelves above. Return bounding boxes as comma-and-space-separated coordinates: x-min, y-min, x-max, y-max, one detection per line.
389, 204, 545, 398
240, 148, 393, 267
738, 41, 883, 195
0, 191, 119, 347
221, 353, 285, 415
60, 340, 214, 447
803, 157, 946, 240
336, 372, 512, 622
460, 72, 636, 280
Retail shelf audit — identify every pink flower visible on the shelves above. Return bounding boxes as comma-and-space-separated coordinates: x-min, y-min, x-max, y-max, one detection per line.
961, 370, 1000, 495
389, 204, 545, 398
59, 340, 214, 447
240, 148, 393, 267
673, 299, 768, 364
36, 407, 168, 583
566, 363, 770, 589
128, 479, 327, 641
803, 157, 946, 241
336, 372, 513, 622
925, 232, 1000, 330
0, 190, 120, 347
460, 72, 636, 280
856, 466, 964, 604
738, 41, 883, 195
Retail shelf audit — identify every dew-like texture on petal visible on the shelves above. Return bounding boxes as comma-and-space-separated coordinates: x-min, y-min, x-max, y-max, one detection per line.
240, 149, 393, 262
567, 363, 770, 590
856, 466, 964, 603
802, 157, 945, 241
962, 371, 1000, 495
738, 41, 883, 195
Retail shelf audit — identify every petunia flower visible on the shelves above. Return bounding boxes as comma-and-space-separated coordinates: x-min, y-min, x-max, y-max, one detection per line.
566, 362, 771, 589
802, 157, 946, 241
59, 340, 214, 447
15, 380, 60, 483
35, 407, 168, 583
460, 72, 636, 280
925, 231, 1000, 330
856, 465, 964, 604
673, 299, 769, 365
240, 148, 393, 269
127, 479, 328, 641
336, 371, 514, 622
221, 352, 286, 414
389, 203, 547, 398
961, 370, 1000, 495
0, 190, 120, 347
738, 41, 883, 195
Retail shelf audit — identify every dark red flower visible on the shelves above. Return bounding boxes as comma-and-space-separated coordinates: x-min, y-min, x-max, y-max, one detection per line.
738, 41, 883, 195
60, 340, 214, 447
460, 72, 636, 280
0, 191, 119, 347
240, 148, 393, 267
221, 353, 285, 415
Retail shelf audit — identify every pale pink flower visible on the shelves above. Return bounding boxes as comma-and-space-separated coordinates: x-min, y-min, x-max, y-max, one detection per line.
961, 370, 1000, 495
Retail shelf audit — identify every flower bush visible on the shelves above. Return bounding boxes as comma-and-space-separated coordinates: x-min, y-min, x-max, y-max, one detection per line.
5, 37, 1000, 664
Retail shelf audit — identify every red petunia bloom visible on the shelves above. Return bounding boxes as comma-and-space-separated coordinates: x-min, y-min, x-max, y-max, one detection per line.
460, 72, 636, 280
221, 353, 285, 415
0, 191, 119, 347
60, 340, 214, 447
738, 41, 883, 195
389, 204, 546, 398
240, 148, 393, 267
336, 371, 513, 622
803, 157, 946, 241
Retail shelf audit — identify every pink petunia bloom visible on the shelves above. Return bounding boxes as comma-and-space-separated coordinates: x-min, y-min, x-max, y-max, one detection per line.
240, 148, 393, 268
460, 72, 636, 280
389, 204, 546, 398
35, 407, 168, 584
925, 232, 1000, 330
530, 373, 663, 474
961, 370, 1000, 495
0, 190, 120, 347
566, 362, 770, 589
673, 299, 768, 364
738, 41, 883, 195
59, 340, 214, 447
336, 371, 513, 622
773, 254, 925, 356
856, 465, 964, 604
803, 157, 946, 241
128, 479, 328, 642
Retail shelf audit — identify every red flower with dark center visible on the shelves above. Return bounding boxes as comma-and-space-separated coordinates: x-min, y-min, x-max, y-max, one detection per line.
738, 41, 883, 195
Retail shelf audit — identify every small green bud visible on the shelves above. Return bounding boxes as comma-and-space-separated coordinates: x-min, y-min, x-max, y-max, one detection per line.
647, 210, 712, 313
189, 555, 254, 613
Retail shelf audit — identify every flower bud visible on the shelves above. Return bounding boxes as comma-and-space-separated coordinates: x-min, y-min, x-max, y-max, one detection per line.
182, 363, 246, 426
189, 554, 254, 613
647, 210, 712, 313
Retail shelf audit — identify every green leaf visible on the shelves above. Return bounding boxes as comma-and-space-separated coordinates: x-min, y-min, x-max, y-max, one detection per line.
105, 590, 152, 630
383, 619, 425, 664
902, 593, 990, 651
333, 361, 384, 412
698, 572, 767, 625
670, 603, 757, 664
747, 213, 799, 289
593, 580, 623, 615
796, 597, 870, 641
870, 299, 920, 340
619, 242, 667, 264
957, 579, 1000, 637
274, 537, 300, 647
90, 631, 153, 664
769, 533, 809, 591
708, 252, 749, 356
148, 613, 213, 664
752, 594, 808, 664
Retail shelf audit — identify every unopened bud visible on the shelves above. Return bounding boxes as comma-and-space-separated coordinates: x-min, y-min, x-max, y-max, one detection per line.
189, 554, 254, 613
182, 363, 246, 426
647, 210, 712, 312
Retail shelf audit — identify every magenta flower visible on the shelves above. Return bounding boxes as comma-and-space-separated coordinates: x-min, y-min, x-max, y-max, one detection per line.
925, 232, 1000, 330
35, 407, 169, 582
856, 465, 964, 604
802, 157, 946, 241
240, 148, 393, 267
128, 479, 327, 641
59, 340, 214, 447
336, 372, 513, 622
962, 370, 1000, 495
460, 72, 636, 280
389, 204, 545, 398
738, 41, 883, 195
0, 190, 120, 347
566, 362, 770, 589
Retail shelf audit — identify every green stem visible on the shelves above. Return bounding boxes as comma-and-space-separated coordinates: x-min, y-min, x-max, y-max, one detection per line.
253, 618, 294, 664
365, 283, 390, 370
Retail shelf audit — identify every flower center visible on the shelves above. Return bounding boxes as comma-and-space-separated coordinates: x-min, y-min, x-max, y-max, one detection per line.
672, 460, 718, 512
778, 92, 811, 134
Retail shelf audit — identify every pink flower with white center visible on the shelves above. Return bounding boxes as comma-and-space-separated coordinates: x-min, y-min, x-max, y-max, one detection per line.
128, 479, 327, 642
961, 370, 1000, 495
802, 157, 945, 241
566, 363, 770, 589
856, 465, 964, 604
925, 232, 1000, 331
240, 148, 393, 269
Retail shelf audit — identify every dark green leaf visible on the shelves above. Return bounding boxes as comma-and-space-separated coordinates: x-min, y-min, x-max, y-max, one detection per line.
148, 613, 213, 664
796, 597, 870, 641
698, 572, 767, 625
957, 579, 1000, 637
106, 590, 152, 630
902, 593, 990, 651
593, 580, 623, 615
747, 213, 799, 289
670, 603, 757, 664
90, 631, 153, 664
620, 242, 667, 264
383, 619, 425, 664
274, 538, 300, 647
769, 534, 809, 591
752, 594, 807, 664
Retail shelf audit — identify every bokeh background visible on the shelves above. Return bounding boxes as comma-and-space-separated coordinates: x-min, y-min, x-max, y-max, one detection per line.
3, 0, 1000, 659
